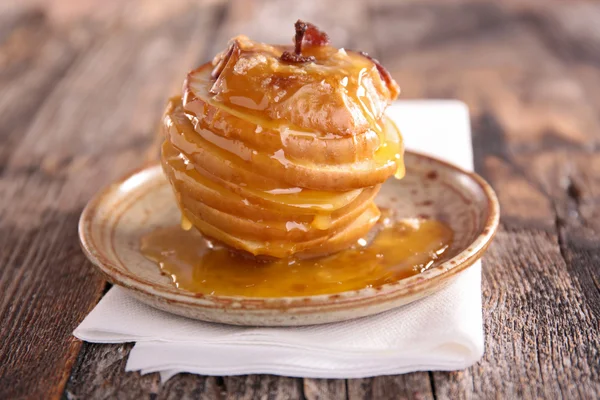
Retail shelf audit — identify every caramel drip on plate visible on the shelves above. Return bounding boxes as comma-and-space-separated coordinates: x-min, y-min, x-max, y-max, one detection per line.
141, 217, 453, 297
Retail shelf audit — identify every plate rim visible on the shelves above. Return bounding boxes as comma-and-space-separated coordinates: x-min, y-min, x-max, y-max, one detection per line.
79, 150, 499, 312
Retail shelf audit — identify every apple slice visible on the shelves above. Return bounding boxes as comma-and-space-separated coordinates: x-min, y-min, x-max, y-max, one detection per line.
191, 36, 395, 137
178, 77, 403, 191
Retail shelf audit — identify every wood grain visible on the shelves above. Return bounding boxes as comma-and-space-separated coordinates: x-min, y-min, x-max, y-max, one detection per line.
369, 1, 600, 397
347, 374, 434, 400
1, 0, 599, 399
303, 378, 347, 400
0, 7, 104, 400
0, 1, 224, 398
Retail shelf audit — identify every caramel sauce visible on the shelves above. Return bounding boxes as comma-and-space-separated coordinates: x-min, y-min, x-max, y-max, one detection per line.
140, 217, 453, 297
204, 38, 392, 135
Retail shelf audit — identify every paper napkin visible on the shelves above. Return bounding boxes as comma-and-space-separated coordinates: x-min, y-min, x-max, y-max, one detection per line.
75, 100, 484, 381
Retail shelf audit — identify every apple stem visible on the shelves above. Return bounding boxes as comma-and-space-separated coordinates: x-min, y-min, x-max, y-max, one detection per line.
294, 20, 308, 55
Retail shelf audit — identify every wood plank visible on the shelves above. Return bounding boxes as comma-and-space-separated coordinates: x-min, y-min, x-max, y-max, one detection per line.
62, 2, 227, 398
0, 8, 103, 400
0, 1, 225, 399
553, 155, 600, 324
303, 379, 347, 400
2, 0, 599, 398
159, 375, 225, 400
67, 344, 226, 399
364, 1, 600, 397
347, 374, 434, 400
65, 343, 161, 399
222, 375, 303, 400
0, 8, 94, 173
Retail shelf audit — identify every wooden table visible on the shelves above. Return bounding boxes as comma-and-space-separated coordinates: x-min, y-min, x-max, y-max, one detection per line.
1, 0, 599, 398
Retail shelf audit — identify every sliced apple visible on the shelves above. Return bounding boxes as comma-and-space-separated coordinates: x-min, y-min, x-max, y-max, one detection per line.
185, 63, 383, 164
181, 203, 380, 258
170, 92, 402, 191
187, 37, 394, 137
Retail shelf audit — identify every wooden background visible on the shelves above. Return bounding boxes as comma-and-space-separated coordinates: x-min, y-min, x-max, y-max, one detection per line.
1, 0, 599, 398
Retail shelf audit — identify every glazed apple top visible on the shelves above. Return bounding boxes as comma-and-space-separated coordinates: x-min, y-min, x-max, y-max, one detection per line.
185, 21, 400, 137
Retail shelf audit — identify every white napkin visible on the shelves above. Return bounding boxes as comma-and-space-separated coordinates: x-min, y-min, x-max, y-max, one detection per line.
75, 100, 483, 381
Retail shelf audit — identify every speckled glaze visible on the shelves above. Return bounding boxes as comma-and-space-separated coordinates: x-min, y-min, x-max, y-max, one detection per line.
79, 151, 499, 326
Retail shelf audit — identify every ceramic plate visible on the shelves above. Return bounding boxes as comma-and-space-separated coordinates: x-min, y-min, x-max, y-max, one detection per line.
79, 151, 499, 326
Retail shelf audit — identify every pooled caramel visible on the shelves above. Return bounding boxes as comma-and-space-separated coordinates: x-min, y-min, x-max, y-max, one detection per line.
161, 21, 404, 258
141, 217, 453, 297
